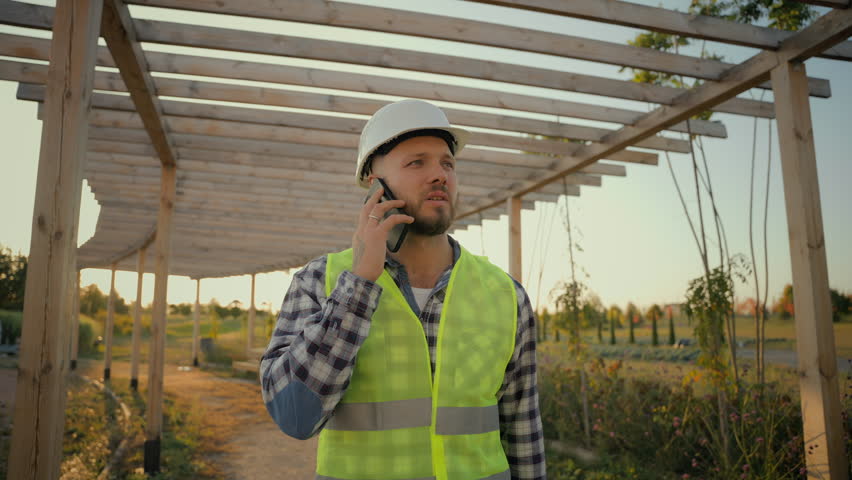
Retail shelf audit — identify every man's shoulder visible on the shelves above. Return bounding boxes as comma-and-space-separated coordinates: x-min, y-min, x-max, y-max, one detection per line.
291, 254, 329, 282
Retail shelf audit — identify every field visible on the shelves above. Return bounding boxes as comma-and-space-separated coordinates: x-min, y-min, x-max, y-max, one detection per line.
76, 309, 275, 367
559, 313, 852, 359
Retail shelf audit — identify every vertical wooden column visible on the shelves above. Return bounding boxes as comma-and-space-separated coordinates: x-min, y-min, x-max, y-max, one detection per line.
507, 196, 522, 281
247, 273, 256, 357
145, 165, 176, 474
69, 270, 81, 371
130, 247, 146, 390
7, 1, 104, 478
103, 263, 117, 380
192, 279, 201, 367
771, 60, 848, 480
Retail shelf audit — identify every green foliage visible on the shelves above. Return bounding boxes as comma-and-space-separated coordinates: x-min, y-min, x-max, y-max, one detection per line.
685, 265, 736, 384
77, 321, 96, 356
0, 245, 27, 311
667, 308, 676, 346
79, 283, 106, 316
624, 0, 816, 122
830, 288, 852, 322
647, 305, 663, 347
625, 303, 637, 344
771, 284, 850, 322
61, 376, 125, 478
0, 309, 22, 345
719, 0, 816, 31
169, 303, 193, 316
539, 356, 828, 479
539, 308, 552, 342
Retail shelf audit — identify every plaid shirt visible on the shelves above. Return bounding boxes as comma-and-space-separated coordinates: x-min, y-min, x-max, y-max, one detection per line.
260, 236, 546, 480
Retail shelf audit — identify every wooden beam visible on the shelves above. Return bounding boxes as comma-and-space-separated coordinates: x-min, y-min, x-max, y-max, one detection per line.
130, 246, 146, 390
508, 196, 523, 281
465, 0, 852, 62
82, 151, 614, 190
38, 80, 700, 147
18, 78, 695, 152
0, 33, 730, 136
7, 1, 103, 479
103, 263, 117, 380
145, 164, 176, 474
247, 273, 256, 356
100, 0, 177, 167
771, 60, 848, 480
125, 0, 831, 96
456, 6, 852, 219
0, 3, 779, 117
69, 270, 81, 371
192, 278, 200, 366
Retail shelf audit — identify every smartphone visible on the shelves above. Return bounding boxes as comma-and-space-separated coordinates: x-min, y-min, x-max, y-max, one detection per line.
364, 178, 409, 253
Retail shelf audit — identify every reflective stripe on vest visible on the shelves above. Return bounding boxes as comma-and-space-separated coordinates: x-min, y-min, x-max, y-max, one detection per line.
326, 397, 432, 431
326, 398, 499, 435
317, 469, 510, 480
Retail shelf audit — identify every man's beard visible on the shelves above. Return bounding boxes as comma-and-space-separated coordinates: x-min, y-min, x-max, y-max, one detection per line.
406, 197, 455, 236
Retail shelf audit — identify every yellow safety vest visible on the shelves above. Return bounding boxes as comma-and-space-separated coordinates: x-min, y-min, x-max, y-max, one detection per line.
317, 247, 518, 480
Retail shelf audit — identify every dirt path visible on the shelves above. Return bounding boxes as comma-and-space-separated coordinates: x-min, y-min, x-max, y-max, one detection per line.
1, 359, 317, 479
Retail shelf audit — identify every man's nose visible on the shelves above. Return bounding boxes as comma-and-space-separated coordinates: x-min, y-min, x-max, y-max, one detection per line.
428, 162, 448, 185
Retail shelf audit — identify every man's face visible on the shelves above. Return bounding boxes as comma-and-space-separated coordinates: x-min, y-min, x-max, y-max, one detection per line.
369, 135, 458, 236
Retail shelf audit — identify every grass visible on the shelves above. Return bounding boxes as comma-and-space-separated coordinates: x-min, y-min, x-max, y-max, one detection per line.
60, 375, 126, 479
82, 312, 271, 367
116, 389, 223, 480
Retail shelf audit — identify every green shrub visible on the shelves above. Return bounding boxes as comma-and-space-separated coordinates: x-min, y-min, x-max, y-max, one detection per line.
77, 321, 96, 356
539, 355, 827, 479
0, 309, 22, 345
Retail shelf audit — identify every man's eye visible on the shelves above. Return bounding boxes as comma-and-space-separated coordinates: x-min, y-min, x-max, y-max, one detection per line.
443, 162, 455, 169
407, 160, 421, 166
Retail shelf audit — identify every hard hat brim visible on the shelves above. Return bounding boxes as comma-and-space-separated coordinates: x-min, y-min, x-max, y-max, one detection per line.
356, 125, 470, 188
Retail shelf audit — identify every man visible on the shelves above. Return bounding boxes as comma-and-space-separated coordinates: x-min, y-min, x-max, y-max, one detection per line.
260, 99, 546, 480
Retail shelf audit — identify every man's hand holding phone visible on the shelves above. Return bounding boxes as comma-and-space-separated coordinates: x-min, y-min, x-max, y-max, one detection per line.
352, 183, 414, 282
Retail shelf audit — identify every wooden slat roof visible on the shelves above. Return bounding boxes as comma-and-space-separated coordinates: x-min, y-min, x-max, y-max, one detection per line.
0, 0, 849, 278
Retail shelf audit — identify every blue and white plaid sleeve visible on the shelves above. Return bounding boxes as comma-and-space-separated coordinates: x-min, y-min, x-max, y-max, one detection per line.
259, 255, 382, 440
499, 281, 547, 480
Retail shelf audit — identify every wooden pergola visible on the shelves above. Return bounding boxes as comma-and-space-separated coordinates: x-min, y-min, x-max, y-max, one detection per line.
2, 0, 849, 478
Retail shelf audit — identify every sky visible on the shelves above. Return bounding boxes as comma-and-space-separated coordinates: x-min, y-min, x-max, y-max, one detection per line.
0, 0, 850, 316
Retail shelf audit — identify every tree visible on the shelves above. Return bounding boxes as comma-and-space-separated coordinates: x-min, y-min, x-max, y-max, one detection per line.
829, 289, 851, 322
79, 284, 107, 316
169, 303, 193, 316
0, 245, 28, 311
537, 308, 551, 342
666, 305, 676, 346
772, 284, 795, 318
607, 305, 621, 345
647, 304, 663, 346
625, 302, 638, 344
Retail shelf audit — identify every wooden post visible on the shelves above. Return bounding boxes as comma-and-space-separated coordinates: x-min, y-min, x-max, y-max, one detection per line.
130, 246, 146, 390
103, 263, 117, 380
145, 165, 176, 474
6, 1, 103, 478
192, 279, 201, 366
247, 273, 256, 356
69, 270, 81, 371
771, 60, 848, 480
507, 196, 522, 281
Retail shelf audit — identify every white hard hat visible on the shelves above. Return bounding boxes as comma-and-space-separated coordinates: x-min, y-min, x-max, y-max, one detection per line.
356, 99, 470, 188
